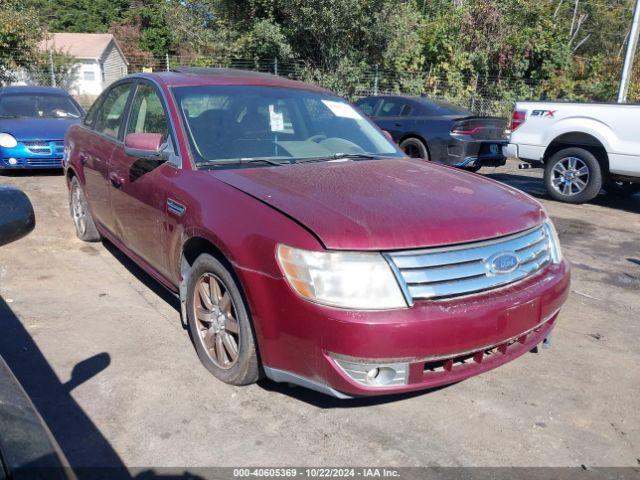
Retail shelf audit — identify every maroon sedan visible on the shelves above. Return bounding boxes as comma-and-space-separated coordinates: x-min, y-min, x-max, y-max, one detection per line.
64, 69, 569, 398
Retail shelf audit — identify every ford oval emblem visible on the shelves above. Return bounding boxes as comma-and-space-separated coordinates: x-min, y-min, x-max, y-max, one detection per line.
487, 252, 520, 275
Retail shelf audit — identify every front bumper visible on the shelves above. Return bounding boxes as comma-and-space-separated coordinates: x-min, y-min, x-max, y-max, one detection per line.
243, 260, 570, 398
0, 142, 64, 169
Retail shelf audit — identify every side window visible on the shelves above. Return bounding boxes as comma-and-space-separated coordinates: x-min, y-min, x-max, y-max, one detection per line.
94, 83, 132, 140
83, 96, 103, 128
378, 99, 409, 117
355, 98, 379, 116
126, 83, 169, 142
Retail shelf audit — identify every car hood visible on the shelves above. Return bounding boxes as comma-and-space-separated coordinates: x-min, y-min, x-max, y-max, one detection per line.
0, 118, 80, 141
213, 159, 546, 250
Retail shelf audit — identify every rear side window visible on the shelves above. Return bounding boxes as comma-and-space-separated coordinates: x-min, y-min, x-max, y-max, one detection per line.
355, 97, 379, 116
94, 83, 132, 140
126, 83, 169, 142
377, 99, 412, 117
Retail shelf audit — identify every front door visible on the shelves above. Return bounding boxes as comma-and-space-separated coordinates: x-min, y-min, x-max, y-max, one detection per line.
109, 82, 173, 276
82, 83, 133, 232
372, 98, 413, 140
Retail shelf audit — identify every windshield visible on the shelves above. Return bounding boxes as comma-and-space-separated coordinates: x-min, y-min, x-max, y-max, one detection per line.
0, 93, 82, 119
173, 85, 403, 166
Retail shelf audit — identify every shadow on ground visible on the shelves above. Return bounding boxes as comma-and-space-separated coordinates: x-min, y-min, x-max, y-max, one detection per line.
484, 170, 640, 214
0, 296, 207, 479
0, 169, 64, 178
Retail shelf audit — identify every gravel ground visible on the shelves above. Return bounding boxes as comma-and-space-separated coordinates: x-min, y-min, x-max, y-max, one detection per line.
0, 159, 638, 472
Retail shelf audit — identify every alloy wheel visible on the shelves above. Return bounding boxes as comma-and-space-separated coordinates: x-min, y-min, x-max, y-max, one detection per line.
71, 184, 87, 236
550, 156, 590, 196
192, 273, 240, 369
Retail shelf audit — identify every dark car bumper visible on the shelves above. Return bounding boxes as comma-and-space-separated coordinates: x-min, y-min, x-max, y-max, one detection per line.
444, 139, 507, 169
242, 259, 570, 398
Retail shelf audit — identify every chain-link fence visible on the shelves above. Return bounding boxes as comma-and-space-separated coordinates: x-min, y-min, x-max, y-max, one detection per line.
119, 55, 522, 118
8, 50, 540, 118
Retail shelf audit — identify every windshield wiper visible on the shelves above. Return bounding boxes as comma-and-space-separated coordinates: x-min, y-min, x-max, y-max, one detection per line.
294, 152, 386, 164
197, 158, 290, 168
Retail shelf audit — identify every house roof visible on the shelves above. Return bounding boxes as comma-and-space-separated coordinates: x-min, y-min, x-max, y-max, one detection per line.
40, 33, 128, 64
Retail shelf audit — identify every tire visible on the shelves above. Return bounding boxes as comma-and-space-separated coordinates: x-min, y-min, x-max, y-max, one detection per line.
186, 253, 260, 386
544, 148, 602, 204
604, 179, 640, 197
400, 137, 429, 160
69, 177, 101, 241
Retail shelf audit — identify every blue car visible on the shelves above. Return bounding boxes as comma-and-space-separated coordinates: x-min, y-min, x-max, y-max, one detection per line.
0, 86, 83, 170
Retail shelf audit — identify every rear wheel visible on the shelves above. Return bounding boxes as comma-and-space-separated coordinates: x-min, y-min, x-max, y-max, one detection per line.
544, 148, 602, 204
70, 177, 100, 241
186, 254, 260, 386
604, 179, 640, 197
400, 137, 429, 161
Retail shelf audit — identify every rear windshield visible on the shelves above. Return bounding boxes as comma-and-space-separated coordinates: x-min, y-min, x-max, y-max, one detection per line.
0, 93, 82, 119
172, 85, 402, 166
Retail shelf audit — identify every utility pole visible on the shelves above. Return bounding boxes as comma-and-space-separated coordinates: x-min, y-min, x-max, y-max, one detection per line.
373, 64, 379, 96
618, 0, 640, 103
49, 50, 56, 87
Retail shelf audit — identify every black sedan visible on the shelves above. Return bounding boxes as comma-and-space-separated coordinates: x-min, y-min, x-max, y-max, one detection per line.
354, 95, 507, 172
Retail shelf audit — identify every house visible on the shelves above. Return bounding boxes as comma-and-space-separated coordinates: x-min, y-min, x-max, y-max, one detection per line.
40, 33, 129, 96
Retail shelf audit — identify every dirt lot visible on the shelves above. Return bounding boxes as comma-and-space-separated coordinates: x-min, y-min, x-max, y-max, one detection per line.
0, 160, 638, 471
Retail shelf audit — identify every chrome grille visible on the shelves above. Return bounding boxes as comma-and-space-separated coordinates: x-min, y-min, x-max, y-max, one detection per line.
387, 225, 551, 301
23, 141, 64, 155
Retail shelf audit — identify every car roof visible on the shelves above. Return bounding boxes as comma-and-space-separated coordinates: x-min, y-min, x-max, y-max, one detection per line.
130, 68, 330, 93
0, 86, 72, 96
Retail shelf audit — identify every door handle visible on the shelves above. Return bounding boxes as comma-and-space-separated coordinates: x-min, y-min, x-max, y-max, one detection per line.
109, 172, 125, 189
79, 153, 88, 165
394, 122, 403, 127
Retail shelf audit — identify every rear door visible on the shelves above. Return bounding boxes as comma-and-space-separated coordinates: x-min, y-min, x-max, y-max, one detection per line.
371, 98, 413, 140
109, 80, 176, 276
81, 82, 133, 233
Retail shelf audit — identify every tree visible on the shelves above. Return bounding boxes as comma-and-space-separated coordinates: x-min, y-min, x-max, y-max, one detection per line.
25, 0, 131, 33
0, 0, 44, 85
27, 50, 80, 90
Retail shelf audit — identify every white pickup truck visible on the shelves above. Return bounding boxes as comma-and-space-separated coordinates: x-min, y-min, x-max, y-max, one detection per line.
503, 102, 640, 203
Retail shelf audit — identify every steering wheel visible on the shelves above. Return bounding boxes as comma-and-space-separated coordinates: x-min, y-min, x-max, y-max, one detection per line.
307, 134, 327, 143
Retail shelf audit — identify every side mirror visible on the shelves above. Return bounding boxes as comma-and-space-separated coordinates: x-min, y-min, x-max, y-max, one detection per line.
124, 133, 167, 160
382, 130, 394, 142
0, 188, 35, 247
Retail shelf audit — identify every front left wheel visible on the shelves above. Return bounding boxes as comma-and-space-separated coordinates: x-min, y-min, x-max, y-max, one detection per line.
186, 254, 260, 386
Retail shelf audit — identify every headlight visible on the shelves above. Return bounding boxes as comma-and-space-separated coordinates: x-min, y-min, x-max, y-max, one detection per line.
276, 244, 408, 309
544, 219, 563, 264
0, 133, 18, 149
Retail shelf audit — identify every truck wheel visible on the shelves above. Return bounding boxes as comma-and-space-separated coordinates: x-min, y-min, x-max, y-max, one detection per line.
70, 177, 101, 241
544, 148, 602, 204
604, 180, 640, 197
400, 137, 429, 161
186, 253, 260, 386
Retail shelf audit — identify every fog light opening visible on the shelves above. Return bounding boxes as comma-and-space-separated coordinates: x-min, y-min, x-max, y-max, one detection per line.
331, 356, 409, 388
8, 158, 18, 165
366, 367, 380, 382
